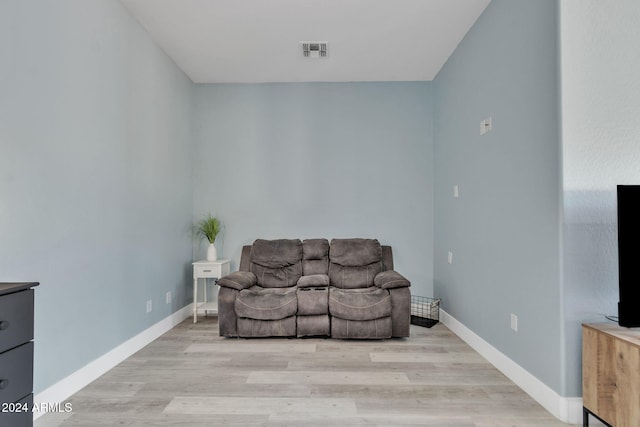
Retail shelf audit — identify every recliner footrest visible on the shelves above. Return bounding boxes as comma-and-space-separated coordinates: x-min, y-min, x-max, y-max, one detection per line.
331, 316, 391, 339
237, 316, 296, 337
297, 315, 330, 337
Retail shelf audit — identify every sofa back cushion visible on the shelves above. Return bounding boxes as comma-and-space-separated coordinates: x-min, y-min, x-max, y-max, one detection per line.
249, 239, 303, 288
302, 238, 329, 276
329, 238, 384, 289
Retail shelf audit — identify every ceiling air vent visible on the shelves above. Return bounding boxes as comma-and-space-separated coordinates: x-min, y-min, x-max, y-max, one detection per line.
301, 42, 328, 58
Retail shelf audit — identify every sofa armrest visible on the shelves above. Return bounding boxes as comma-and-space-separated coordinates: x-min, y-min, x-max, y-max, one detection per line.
217, 271, 256, 290
297, 274, 330, 288
374, 270, 411, 289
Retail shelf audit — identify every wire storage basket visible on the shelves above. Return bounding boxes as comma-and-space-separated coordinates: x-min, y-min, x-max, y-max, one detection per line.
410, 295, 440, 328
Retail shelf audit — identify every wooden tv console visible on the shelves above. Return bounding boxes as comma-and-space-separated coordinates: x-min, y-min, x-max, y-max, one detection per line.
582, 323, 640, 427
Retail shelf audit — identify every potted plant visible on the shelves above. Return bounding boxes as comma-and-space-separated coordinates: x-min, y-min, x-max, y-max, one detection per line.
195, 214, 222, 261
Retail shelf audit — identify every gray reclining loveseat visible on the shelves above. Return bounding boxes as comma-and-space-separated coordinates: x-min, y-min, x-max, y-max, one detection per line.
217, 238, 411, 339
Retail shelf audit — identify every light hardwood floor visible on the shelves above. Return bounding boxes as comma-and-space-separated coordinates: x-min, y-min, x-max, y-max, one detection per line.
36, 316, 569, 426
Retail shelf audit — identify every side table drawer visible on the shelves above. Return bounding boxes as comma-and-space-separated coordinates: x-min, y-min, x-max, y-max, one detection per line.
0, 342, 33, 405
0, 290, 34, 354
194, 265, 222, 278
194, 262, 230, 279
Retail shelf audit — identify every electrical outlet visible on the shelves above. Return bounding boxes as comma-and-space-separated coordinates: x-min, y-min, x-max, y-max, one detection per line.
511, 313, 518, 332
166, 291, 171, 304
146, 300, 152, 313
448, 251, 453, 264
453, 185, 459, 198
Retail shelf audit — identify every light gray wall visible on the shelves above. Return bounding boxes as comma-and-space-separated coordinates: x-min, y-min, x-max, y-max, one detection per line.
433, 0, 563, 393
0, 0, 194, 393
193, 83, 434, 296
561, 0, 640, 396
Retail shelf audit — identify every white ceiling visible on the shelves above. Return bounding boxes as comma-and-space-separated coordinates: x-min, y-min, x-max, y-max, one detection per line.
120, 0, 491, 83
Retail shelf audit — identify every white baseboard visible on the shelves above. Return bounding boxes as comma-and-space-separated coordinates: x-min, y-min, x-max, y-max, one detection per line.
439, 309, 583, 425
33, 304, 193, 420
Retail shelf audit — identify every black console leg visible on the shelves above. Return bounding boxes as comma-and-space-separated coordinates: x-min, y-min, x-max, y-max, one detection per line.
583, 407, 614, 427
583, 407, 589, 427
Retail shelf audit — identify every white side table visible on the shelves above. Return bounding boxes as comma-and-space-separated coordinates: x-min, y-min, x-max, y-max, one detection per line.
192, 259, 230, 323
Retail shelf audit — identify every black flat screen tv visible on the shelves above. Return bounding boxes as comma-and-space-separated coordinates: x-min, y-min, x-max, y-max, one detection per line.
617, 185, 640, 327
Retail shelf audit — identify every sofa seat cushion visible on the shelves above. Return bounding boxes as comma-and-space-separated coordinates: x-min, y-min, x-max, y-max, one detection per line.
329, 287, 391, 321
235, 286, 297, 320
250, 239, 303, 288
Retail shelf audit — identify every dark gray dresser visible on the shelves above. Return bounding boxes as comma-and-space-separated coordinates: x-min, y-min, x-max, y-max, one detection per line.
0, 282, 38, 427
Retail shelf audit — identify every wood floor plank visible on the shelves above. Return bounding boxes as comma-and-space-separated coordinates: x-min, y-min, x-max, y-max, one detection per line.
247, 370, 411, 385
163, 396, 357, 417
66, 381, 146, 398
57, 413, 269, 426
266, 417, 476, 427
370, 351, 486, 363
185, 342, 317, 353
138, 383, 312, 398
309, 383, 515, 400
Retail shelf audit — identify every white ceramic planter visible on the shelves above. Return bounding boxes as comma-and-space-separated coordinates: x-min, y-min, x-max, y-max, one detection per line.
206, 243, 218, 261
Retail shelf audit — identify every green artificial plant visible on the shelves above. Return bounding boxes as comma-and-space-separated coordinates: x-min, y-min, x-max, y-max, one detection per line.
195, 214, 222, 244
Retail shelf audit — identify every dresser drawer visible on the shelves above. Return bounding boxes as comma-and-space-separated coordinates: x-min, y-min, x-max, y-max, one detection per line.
0, 342, 33, 405
0, 290, 34, 354
0, 393, 32, 427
